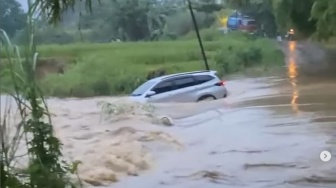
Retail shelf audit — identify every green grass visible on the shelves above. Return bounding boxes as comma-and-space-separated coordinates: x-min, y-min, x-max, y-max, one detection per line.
1, 31, 285, 97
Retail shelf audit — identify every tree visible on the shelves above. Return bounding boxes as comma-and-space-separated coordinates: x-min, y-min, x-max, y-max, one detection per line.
194, 0, 223, 13
225, 0, 278, 37
263, 0, 335, 40
27, 0, 336, 41
272, 0, 316, 38
226, 0, 319, 39
247, 0, 277, 37
192, 0, 223, 28
311, 0, 336, 40
0, 0, 26, 37
79, 0, 180, 41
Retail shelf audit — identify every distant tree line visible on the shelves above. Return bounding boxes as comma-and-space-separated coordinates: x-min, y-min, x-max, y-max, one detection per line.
1, 0, 335, 44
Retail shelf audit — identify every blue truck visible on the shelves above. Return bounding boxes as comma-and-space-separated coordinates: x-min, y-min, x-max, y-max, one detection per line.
227, 13, 257, 33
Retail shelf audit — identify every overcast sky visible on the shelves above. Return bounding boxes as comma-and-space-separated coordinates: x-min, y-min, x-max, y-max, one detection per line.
18, 0, 28, 12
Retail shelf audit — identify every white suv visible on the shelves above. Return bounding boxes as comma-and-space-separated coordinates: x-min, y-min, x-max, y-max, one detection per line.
130, 70, 227, 103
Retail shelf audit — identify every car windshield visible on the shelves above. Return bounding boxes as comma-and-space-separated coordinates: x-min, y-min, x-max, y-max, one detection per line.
131, 80, 156, 96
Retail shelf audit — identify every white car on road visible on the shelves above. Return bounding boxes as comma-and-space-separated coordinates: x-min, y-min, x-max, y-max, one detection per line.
130, 70, 228, 103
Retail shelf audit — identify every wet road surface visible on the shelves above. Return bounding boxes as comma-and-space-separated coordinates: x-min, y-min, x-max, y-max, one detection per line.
109, 41, 336, 188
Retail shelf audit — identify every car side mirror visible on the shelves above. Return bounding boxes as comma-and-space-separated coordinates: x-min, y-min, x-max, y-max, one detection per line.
145, 91, 156, 98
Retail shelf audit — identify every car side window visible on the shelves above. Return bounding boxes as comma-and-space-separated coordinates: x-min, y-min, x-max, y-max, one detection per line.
151, 81, 175, 94
174, 77, 197, 89
195, 75, 215, 85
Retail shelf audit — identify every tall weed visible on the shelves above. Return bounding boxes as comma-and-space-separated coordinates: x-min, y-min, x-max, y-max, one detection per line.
0, 1, 79, 187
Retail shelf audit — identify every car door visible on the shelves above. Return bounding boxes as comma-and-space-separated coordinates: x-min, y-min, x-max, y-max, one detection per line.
146, 80, 176, 103
193, 74, 217, 96
171, 76, 198, 102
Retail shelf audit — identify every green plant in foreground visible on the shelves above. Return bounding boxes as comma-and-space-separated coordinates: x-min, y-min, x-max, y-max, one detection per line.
0, 1, 79, 187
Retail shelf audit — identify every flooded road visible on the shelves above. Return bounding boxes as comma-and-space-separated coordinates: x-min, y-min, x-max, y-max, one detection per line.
2, 41, 336, 187
110, 80, 336, 187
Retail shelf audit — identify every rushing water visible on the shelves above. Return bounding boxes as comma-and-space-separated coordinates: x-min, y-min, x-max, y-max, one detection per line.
1, 41, 336, 187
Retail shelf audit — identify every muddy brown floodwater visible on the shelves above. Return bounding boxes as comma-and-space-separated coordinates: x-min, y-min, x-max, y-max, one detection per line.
1, 41, 336, 188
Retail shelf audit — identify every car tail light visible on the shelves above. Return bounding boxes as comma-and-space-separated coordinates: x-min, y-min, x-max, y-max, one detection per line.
215, 80, 226, 86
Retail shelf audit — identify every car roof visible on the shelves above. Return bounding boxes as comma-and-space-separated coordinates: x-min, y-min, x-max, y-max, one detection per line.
149, 70, 218, 82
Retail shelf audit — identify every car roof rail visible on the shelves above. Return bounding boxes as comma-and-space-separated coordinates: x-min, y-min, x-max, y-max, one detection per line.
161, 70, 216, 80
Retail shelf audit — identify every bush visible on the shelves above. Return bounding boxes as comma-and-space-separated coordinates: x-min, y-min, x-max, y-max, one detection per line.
1, 30, 284, 97
214, 44, 262, 74
183, 28, 223, 41
213, 33, 284, 75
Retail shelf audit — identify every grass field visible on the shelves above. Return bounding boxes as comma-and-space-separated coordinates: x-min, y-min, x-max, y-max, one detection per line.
1, 31, 285, 97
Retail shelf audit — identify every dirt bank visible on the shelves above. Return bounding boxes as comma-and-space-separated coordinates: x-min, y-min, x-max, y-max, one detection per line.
35, 57, 76, 78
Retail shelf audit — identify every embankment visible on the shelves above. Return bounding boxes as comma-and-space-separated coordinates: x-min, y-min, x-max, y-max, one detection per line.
1, 32, 284, 97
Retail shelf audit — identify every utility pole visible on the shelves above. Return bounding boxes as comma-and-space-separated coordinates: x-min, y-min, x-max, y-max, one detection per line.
187, 0, 210, 71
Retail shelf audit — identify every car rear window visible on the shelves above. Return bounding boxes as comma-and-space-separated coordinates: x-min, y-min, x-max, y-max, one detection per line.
174, 77, 197, 89
195, 75, 215, 84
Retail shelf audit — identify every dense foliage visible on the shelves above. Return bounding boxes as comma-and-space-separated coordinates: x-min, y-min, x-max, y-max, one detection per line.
0, 0, 26, 37
3, 0, 336, 43
1, 1, 79, 187
226, 0, 335, 40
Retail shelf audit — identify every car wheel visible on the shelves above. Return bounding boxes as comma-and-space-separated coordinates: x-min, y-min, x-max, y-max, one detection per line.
197, 95, 216, 102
